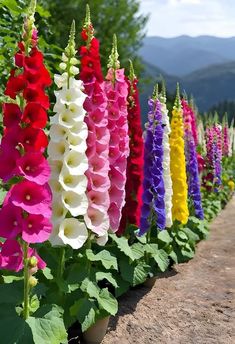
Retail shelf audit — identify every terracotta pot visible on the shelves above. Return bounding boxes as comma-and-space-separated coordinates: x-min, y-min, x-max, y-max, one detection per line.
82, 316, 110, 344
143, 276, 157, 288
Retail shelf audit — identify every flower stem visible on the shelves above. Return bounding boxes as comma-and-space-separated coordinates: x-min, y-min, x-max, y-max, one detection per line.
57, 247, 65, 280
23, 241, 30, 320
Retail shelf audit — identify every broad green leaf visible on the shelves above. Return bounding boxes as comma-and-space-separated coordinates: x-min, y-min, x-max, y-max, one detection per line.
30, 294, 40, 314
86, 249, 118, 270
98, 288, 118, 316
0, 305, 32, 344
0, 188, 7, 203
80, 279, 100, 299
131, 243, 145, 259
157, 230, 172, 244
153, 249, 169, 272
0, 280, 23, 304
109, 234, 134, 260
145, 243, 158, 255
96, 272, 118, 288
70, 298, 97, 332
28, 305, 67, 344
183, 228, 200, 242
119, 258, 150, 286
177, 231, 188, 241
66, 261, 88, 284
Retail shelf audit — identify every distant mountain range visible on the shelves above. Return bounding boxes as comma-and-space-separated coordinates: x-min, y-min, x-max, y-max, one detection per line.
139, 36, 235, 121
140, 35, 235, 76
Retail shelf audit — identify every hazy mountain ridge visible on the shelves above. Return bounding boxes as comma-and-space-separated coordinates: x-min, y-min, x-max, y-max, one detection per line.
140, 35, 235, 76
139, 59, 235, 123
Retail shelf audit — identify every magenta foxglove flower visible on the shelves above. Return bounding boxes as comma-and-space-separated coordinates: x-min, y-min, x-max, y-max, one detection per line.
0, 204, 22, 239
0, 239, 23, 272
22, 214, 52, 243
9, 180, 52, 218
16, 152, 50, 185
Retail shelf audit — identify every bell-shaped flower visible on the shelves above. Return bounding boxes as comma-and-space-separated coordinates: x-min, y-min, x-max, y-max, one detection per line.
0, 239, 23, 272
0, 203, 22, 239
95, 231, 108, 246
64, 150, 88, 175
49, 223, 65, 247
84, 207, 109, 235
16, 152, 50, 185
22, 214, 52, 243
62, 190, 88, 216
59, 166, 87, 193
9, 181, 52, 218
48, 140, 69, 161
49, 124, 68, 142
58, 218, 88, 249
68, 103, 86, 122
48, 159, 63, 179
52, 195, 67, 223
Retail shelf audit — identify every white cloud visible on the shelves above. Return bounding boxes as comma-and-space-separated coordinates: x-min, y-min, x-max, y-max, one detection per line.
140, 0, 235, 37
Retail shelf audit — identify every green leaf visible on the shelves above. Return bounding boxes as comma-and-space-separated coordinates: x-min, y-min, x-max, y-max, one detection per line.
169, 250, 178, 264
119, 258, 150, 286
131, 243, 145, 259
0, 280, 23, 304
109, 234, 134, 260
42, 267, 53, 280
86, 249, 118, 270
183, 228, 200, 242
66, 261, 88, 285
177, 231, 188, 241
144, 243, 158, 255
98, 288, 118, 316
70, 297, 97, 331
36, 4, 51, 18
1, 0, 21, 16
114, 274, 130, 298
0, 188, 7, 203
80, 279, 100, 299
96, 272, 118, 288
30, 294, 40, 314
153, 249, 169, 272
0, 305, 32, 344
28, 305, 67, 344
157, 230, 172, 244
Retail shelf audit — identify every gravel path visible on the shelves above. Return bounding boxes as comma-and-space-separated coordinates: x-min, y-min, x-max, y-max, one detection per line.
102, 197, 235, 344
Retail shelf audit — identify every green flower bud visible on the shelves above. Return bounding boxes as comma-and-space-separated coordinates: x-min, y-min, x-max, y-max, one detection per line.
29, 276, 38, 288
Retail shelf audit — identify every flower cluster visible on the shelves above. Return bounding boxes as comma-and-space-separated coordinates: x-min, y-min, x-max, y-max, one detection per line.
79, 8, 110, 244
182, 99, 204, 220
0, 4, 51, 271
169, 85, 189, 224
105, 36, 129, 232
139, 99, 155, 235
189, 98, 198, 146
222, 117, 229, 157
151, 95, 166, 230
117, 62, 143, 235
48, 22, 89, 249
159, 85, 173, 228
213, 123, 223, 191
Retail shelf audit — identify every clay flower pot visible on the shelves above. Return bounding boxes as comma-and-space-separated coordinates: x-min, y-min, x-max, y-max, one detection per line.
82, 316, 110, 344
143, 276, 157, 288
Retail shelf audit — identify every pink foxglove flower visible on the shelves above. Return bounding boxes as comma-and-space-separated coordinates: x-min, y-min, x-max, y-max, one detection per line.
105, 36, 129, 232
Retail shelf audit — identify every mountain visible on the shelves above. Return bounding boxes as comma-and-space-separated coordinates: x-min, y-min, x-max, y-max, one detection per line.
139, 36, 235, 76
139, 60, 235, 123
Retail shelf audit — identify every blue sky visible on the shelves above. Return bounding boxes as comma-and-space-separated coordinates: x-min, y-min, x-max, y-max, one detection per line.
140, 0, 235, 37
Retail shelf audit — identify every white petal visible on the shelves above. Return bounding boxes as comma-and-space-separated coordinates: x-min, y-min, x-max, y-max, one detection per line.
48, 159, 63, 178
49, 124, 68, 142
59, 166, 87, 193
58, 218, 88, 249
49, 223, 65, 247
49, 178, 63, 193
58, 110, 76, 128
68, 103, 86, 122
62, 190, 88, 216
48, 140, 69, 160
52, 195, 67, 222
84, 208, 109, 235
96, 231, 108, 246
54, 73, 68, 88
64, 150, 88, 175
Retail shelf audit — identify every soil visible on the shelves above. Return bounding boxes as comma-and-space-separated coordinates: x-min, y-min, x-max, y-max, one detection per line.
101, 197, 235, 344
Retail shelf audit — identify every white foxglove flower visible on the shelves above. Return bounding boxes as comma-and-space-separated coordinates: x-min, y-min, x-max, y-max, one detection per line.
96, 231, 108, 246
48, 140, 69, 160
51, 196, 67, 223
160, 94, 173, 228
59, 166, 87, 193
64, 150, 88, 175
49, 124, 68, 142
62, 190, 88, 216
58, 218, 88, 249
54, 73, 68, 88
49, 223, 65, 247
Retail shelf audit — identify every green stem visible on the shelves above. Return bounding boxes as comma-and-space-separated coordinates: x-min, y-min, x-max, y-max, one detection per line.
23, 241, 30, 320
57, 247, 65, 280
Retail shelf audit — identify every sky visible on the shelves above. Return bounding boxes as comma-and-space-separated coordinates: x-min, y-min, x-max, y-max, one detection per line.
140, 0, 235, 37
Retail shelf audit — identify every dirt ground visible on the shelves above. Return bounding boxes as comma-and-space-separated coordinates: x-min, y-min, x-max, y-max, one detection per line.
102, 197, 235, 344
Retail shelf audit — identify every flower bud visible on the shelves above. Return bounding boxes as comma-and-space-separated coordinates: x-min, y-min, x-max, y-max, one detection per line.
59, 62, 67, 70
29, 276, 38, 287
28, 256, 38, 268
